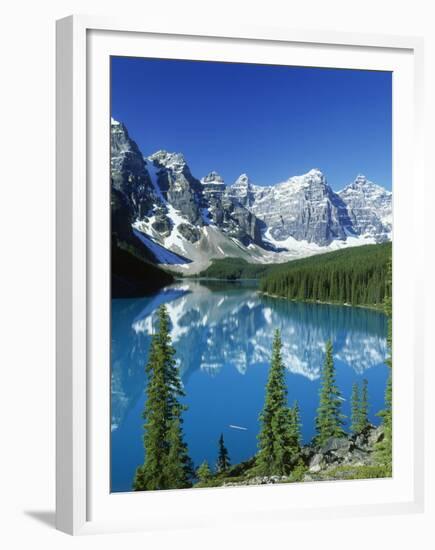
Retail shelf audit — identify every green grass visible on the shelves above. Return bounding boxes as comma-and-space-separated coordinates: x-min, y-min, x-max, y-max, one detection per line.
307, 464, 391, 481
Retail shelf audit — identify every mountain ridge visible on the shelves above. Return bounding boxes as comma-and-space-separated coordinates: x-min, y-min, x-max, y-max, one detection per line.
111, 118, 392, 274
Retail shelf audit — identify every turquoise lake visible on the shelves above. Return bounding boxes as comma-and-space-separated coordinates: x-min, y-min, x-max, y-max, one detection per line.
111, 280, 388, 492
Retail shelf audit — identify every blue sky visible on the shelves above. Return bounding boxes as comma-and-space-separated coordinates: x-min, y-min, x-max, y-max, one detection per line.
111, 57, 392, 191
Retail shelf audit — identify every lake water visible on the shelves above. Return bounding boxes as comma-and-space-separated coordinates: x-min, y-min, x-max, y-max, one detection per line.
111, 280, 388, 492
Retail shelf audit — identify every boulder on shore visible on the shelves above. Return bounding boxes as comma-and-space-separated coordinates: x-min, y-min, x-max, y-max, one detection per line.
307, 425, 383, 473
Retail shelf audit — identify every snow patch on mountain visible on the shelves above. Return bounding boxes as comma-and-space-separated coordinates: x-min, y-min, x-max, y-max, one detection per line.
262, 227, 377, 259
111, 119, 392, 272
132, 229, 191, 264
338, 175, 392, 241
144, 159, 166, 203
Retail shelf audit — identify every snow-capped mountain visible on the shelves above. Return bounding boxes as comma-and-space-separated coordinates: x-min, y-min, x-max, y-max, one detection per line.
338, 175, 392, 241
111, 118, 392, 273
248, 169, 355, 247
228, 173, 255, 207
200, 171, 226, 198
111, 118, 162, 219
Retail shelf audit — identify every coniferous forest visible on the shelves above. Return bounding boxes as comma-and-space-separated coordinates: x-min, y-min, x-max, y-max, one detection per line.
133, 262, 393, 490
197, 243, 392, 308
259, 242, 392, 307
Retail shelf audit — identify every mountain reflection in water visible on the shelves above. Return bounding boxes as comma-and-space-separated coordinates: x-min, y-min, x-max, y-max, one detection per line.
111, 280, 388, 492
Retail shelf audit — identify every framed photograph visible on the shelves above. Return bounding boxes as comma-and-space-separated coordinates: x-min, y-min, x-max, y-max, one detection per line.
56, 15, 425, 535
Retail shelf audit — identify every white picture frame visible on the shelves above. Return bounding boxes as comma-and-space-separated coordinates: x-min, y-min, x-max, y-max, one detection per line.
56, 15, 425, 535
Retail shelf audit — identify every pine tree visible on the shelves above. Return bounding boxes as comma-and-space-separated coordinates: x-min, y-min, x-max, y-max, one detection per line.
350, 382, 361, 434
134, 305, 192, 491
375, 261, 392, 474
163, 408, 194, 489
133, 326, 168, 491
315, 341, 346, 446
216, 433, 231, 473
256, 330, 298, 476
350, 380, 370, 434
376, 262, 393, 476
359, 378, 369, 431
376, 375, 392, 472
196, 461, 213, 486
288, 401, 302, 455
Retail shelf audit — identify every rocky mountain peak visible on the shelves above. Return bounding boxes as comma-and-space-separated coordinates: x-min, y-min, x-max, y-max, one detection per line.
111, 119, 392, 267
338, 175, 392, 242
354, 174, 368, 185
278, 169, 328, 194
300, 168, 326, 185
148, 150, 188, 174
345, 174, 377, 192
110, 117, 156, 222
228, 173, 255, 207
342, 174, 390, 197
111, 117, 135, 158
306, 168, 324, 177
201, 171, 225, 185
233, 173, 252, 187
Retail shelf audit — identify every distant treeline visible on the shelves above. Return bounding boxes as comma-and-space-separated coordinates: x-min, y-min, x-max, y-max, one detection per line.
197, 257, 270, 280
259, 242, 392, 307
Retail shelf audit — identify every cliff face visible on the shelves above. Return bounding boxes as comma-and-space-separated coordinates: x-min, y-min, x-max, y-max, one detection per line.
111, 118, 392, 274
248, 169, 355, 246
111, 118, 156, 219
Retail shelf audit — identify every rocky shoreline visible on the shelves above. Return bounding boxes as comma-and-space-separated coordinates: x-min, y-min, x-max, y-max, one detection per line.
222, 424, 387, 487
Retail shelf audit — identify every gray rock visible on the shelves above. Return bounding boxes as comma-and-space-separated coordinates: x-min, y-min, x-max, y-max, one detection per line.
368, 425, 385, 447
309, 453, 325, 473
207, 189, 264, 246
151, 210, 172, 237
300, 445, 315, 464
149, 150, 205, 226
228, 173, 255, 207
338, 175, 392, 242
339, 447, 374, 467
249, 169, 356, 246
321, 437, 352, 454
178, 223, 201, 243
111, 119, 157, 219
201, 172, 226, 199
111, 119, 392, 262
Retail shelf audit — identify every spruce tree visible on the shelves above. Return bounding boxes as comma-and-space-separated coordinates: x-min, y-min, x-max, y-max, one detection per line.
134, 305, 192, 491
314, 340, 346, 446
376, 375, 392, 473
350, 382, 361, 434
376, 262, 392, 474
163, 408, 194, 489
256, 330, 298, 476
350, 380, 370, 434
196, 461, 212, 486
359, 378, 369, 431
288, 401, 302, 455
216, 433, 231, 473
133, 327, 168, 491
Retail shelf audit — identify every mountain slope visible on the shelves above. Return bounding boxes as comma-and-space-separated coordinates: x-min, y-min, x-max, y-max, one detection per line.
111, 243, 175, 298
110, 118, 392, 275
338, 175, 392, 241
249, 169, 356, 246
